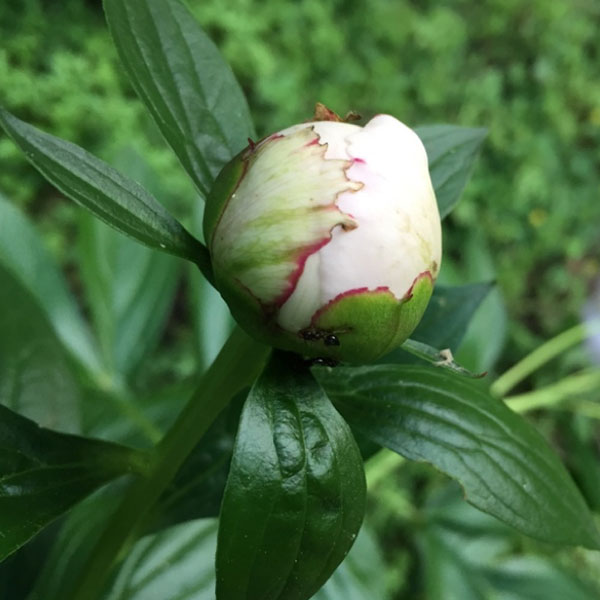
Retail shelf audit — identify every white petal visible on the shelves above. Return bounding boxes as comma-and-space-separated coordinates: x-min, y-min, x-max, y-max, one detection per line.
278, 115, 442, 331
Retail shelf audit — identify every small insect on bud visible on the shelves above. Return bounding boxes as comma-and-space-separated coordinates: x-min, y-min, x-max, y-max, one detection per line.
203, 106, 442, 363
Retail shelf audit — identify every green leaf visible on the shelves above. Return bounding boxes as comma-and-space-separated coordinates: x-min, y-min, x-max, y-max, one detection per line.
451, 231, 508, 373
107, 519, 218, 600
418, 486, 599, 600
191, 269, 235, 371
312, 526, 389, 600
76, 148, 183, 377
104, 518, 387, 600
319, 364, 600, 549
0, 401, 146, 561
0, 260, 145, 561
154, 390, 245, 527
26, 484, 126, 600
483, 557, 600, 600
399, 339, 484, 378
417, 485, 516, 600
412, 283, 493, 351
188, 194, 235, 371
0, 194, 102, 376
0, 262, 81, 432
416, 125, 487, 218
104, 0, 255, 197
217, 352, 366, 600
78, 214, 180, 377
0, 107, 210, 270
420, 524, 490, 600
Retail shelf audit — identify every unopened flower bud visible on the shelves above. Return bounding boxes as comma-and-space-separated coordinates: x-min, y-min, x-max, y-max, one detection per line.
204, 111, 442, 363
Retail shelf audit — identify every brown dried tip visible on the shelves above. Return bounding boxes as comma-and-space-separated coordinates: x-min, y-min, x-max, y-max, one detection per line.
313, 102, 343, 122
312, 103, 362, 123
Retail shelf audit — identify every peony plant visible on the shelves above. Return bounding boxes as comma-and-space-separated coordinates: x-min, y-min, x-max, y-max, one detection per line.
0, 0, 598, 599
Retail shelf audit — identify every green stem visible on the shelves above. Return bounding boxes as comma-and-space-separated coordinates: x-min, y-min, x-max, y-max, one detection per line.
569, 399, 600, 420
106, 388, 163, 445
505, 369, 600, 413
491, 319, 600, 398
365, 448, 405, 489
69, 327, 269, 600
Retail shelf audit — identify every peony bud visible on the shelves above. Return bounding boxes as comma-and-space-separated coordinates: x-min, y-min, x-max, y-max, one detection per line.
204, 112, 442, 363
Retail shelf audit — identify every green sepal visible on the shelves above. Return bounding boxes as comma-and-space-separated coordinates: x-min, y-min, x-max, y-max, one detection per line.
310, 273, 434, 363
203, 147, 247, 245
212, 272, 434, 364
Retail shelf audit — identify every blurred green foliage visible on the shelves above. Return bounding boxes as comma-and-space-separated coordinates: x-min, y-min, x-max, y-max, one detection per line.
2, 0, 599, 369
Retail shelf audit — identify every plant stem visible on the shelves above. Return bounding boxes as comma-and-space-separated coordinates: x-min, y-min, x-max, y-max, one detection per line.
491, 319, 600, 398
69, 327, 269, 600
365, 448, 406, 489
505, 369, 600, 413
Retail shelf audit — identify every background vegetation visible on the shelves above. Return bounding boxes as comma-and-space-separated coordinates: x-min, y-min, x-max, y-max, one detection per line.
1, 0, 599, 598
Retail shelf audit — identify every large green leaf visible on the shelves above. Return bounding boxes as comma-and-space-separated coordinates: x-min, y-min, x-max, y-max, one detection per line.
26, 485, 126, 600
418, 486, 599, 600
0, 195, 102, 376
0, 401, 146, 561
78, 215, 180, 377
0, 107, 209, 269
319, 365, 600, 549
447, 231, 508, 373
104, 0, 255, 197
217, 353, 366, 600
483, 557, 600, 600
0, 263, 145, 560
416, 125, 487, 218
76, 148, 183, 377
0, 262, 81, 432
104, 518, 387, 600
107, 519, 218, 600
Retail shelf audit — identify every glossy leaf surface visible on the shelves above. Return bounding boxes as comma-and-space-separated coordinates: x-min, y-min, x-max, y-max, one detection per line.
319, 364, 600, 549
104, 0, 255, 196
217, 353, 366, 600
0, 401, 143, 561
